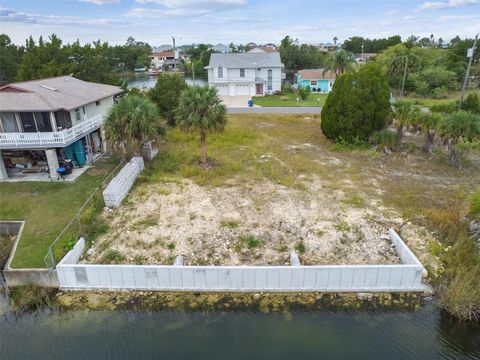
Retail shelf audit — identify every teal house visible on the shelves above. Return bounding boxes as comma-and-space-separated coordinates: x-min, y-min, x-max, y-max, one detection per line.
296, 69, 336, 93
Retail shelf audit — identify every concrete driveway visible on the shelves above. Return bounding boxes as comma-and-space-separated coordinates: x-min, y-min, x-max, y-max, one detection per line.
220, 96, 259, 108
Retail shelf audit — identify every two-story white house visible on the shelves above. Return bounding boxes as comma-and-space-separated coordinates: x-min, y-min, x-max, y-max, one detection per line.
0, 76, 123, 181
205, 52, 284, 97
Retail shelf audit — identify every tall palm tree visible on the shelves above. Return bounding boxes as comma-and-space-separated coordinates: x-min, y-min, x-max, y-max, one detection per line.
333, 36, 338, 45
176, 86, 227, 167
104, 94, 165, 155
323, 49, 355, 76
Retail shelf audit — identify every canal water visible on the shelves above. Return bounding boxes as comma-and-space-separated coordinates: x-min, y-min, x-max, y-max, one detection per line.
1, 303, 479, 359
126, 73, 207, 90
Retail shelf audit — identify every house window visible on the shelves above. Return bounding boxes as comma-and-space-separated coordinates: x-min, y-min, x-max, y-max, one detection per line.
0, 112, 18, 132
34, 112, 52, 132
74, 108, 81, 123
311, 80, 317, 86
267, 69, 272, 91
20, 113, 37, 133
218, 67, 223, 78
240, 68, 245, 78
96, 100, 101, 106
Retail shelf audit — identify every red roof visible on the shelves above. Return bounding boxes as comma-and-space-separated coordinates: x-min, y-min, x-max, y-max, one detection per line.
151, 51, 175, 57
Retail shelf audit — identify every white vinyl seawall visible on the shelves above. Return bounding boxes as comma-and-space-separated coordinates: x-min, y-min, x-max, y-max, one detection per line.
57, 229, 426, 292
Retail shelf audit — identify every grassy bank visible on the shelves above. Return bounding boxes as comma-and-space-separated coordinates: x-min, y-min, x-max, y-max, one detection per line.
0, 157, 119, 268
404, 88, 480, 108
253, 93, 327, 107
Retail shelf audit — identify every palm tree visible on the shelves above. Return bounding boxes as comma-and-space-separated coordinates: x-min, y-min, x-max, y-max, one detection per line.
323, 49, 355, 76
333, 36, 338, 45
440, 111, 480, 167
104, 94, 165, 155
176, 86, 227, 167
393, 100, 420, 142
418, 112, 443, 153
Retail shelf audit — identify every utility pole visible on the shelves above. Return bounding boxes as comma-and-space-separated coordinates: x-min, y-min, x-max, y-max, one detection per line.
460, 33, 479, 106
401, 55, 408, 98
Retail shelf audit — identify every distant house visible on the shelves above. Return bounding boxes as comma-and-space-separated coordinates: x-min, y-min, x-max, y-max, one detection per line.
355, 53, 377, 63
211, 44, 232, 53
296, 69, 336, 93
248, 45, 278, 53
318, 43, 339, 52
0, 76, 122, 181
206, 52, 284, 96
150, 50, 186, 70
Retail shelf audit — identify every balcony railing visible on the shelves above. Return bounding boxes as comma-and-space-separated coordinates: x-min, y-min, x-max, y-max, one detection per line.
0, 114, 103, 149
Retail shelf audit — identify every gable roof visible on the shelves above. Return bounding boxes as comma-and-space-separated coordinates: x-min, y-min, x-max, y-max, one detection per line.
211, 43, 232, 52
206, 52, 284, 69
0, 76, 123, 112
152, 51, 175, 57
297, 69, 336, 80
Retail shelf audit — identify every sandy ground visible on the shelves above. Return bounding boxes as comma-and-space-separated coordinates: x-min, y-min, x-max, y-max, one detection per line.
85, 177, 407, 266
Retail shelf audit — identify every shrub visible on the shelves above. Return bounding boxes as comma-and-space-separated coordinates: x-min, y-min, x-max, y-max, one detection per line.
101, 249, 126, 264
294, 241, 306, 254
298, 86, 310, 100
408, 66, 457, 96
149, 73, 187, 126
430, 101, 457, 114
432, 86, 449, 99
369, 129, 399, 152
462, 93, 480, 114
469, 189, 480, 220
281, 83, 294, 94
321, 63, 391, 142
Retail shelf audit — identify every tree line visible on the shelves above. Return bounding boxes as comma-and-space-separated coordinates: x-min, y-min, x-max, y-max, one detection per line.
0, 34, 152, 86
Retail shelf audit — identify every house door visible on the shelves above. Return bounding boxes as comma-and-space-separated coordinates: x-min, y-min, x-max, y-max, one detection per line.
256, 83, 263, 95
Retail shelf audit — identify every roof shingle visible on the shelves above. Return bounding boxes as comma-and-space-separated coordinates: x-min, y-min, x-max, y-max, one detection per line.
206, 52, 284, 69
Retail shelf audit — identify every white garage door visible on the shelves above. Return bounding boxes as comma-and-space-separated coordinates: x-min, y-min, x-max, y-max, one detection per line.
215, 85, 229, 96
234, 84, 250, 96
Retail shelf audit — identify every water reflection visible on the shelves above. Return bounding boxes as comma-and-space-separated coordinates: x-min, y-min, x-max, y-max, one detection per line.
1, 305, 479, 359
126, 73, 208, 90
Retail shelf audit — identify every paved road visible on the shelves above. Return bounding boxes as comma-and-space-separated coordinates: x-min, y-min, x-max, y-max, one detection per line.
227, 106, 322, 114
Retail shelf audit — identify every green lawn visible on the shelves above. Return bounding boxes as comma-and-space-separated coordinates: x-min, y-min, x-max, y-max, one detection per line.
0, 157, 119, 268
404, 88, 480, 108
253, 93, 327, 107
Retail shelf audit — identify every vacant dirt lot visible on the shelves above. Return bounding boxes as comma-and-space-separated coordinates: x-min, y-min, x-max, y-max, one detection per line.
84, 115, 479, 268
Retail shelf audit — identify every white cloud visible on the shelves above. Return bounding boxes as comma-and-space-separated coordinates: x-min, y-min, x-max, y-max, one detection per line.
385, 10, 400, 16
79, 0, 120, 4
128, 0, 246, 17
438, 14, 477, 19
0, 8, 127, 26
416, 0, 480, 12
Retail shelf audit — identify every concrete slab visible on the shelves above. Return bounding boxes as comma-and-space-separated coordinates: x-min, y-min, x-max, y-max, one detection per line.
228, 107, 322, 114
220, 96, 260, 108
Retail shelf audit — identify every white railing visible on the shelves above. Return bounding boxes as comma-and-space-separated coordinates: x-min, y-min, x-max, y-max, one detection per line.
0, 114, 104, 148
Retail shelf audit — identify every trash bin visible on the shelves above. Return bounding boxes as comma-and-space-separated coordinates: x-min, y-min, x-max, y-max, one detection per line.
248, 99, 254, 107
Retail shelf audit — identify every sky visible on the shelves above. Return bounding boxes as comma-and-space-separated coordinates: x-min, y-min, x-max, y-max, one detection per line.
0, 0, 479, 46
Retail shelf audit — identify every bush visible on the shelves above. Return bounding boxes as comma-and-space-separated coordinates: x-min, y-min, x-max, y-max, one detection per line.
432, 86, 449, 99
462, 93, 480, 114
408, 66, 458, 96
281, 83, 294, 94
469, 189, 480, 220
298, 86, 310, 100
321, 63, 391, 142
430, 101, 457, 114
369, 129, 399, 151
149, 73, 187, 126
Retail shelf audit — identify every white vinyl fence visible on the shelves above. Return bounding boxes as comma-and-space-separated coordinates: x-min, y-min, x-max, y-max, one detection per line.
102, 157, 144, 208
57, 230, 426, 292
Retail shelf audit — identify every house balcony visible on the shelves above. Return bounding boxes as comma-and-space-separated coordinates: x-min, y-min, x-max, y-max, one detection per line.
0, 114, 104, 149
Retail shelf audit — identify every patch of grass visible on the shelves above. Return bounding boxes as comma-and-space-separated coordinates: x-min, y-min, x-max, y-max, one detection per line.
342, 194, 365, 208
294, 241, 306, 254
235, 234, 265, 252
277, 244, 289, 253
331, 137, 372, 153
334, 221, 351, 232
133, 254, 147, 265
189, 212, 197, 221
101, 249, 126, 264
316, 230, 326, 237
253, 93, 327, 107
469, 188, 480, 220
0, 157, 120, 268
166, 242, 176, 250
428, 240, 444, 257
220, 219, 240, 228
134, 217, 158, 228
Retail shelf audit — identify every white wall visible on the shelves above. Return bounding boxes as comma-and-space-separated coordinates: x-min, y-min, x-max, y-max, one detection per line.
69, 96, 114, 126
57, 230, 426, 292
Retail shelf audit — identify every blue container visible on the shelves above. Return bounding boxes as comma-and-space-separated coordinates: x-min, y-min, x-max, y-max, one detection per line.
248, 99, 254, 107
73, 140, 86, 166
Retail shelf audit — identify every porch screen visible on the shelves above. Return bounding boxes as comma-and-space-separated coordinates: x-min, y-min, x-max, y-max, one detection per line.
0, 112, 17, 132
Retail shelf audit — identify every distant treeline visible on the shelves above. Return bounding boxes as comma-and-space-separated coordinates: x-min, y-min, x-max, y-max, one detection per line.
0, 34, 152, 86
